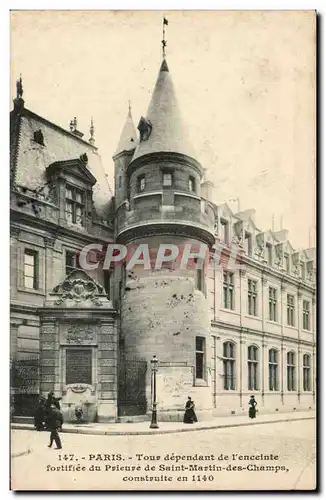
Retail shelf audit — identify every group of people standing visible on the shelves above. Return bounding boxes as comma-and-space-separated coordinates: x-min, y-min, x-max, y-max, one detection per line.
34, 391, 63, 449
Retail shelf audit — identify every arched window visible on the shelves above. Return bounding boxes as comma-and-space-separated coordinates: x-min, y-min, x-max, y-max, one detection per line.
268, 349, 278, 391
223, 342, 236, 390
287, 351, 296, 391
248, 345, 259, 390
303, 354, 311, 391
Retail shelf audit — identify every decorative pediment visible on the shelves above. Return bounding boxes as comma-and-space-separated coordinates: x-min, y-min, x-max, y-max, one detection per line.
52, 269, 107, 306
46, 157, 97, 186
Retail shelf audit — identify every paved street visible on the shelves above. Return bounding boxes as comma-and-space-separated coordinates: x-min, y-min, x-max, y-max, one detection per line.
11, 419, 316, 491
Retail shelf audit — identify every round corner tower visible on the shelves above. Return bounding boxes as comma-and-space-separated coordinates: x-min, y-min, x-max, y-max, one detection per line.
113, 58, 216, 419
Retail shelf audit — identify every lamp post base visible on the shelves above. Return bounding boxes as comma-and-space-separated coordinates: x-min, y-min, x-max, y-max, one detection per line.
149, 406, 159, 429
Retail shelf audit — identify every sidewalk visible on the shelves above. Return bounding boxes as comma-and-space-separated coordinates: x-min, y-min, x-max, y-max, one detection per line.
11, 409, 315, 437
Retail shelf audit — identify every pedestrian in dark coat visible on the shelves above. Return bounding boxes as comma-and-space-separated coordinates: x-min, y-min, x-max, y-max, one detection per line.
183, 397, 198, 424
46, 391, 61, 410
47, 404, 63, 449
34, 396, 46, 431
248, 395, 257, 419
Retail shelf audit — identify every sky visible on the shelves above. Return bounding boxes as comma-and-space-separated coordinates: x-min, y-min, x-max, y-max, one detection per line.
10, 10, 316, 249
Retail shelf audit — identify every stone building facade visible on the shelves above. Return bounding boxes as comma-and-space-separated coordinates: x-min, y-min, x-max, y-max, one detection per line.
10, 58, 316, 423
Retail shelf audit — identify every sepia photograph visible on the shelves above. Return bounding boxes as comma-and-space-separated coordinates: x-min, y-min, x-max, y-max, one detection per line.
9, 9, 316, 491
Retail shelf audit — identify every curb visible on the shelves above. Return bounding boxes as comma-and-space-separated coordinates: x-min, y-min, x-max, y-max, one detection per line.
11, 415, 315, 437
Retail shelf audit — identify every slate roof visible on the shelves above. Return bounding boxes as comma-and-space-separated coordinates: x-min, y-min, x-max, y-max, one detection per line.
10, 104, 112, 218
114, 107, 137, 156
131, 59, 197, 162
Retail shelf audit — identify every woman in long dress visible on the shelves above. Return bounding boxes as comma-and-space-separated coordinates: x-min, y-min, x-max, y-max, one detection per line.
183, 397, 198, 424
248, 395, 257, 419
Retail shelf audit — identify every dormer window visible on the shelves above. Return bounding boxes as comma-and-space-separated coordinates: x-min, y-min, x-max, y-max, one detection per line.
266, 243, 273, 266
189, 176, 196, 193
300, 261, 305, 279
244, 231, 252, 257
220, 218, 229, 245
284, 253, 290, 272
65, 185, 85, 226
138, 175, 145, 193
33, 129, 45, 146
163, 172, 173, 187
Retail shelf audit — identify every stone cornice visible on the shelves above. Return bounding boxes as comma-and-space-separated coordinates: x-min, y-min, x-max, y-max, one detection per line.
127, 151, 203, 177
239, 254, 315, 293
211, 319, 314, 346
10, 208, 114, 246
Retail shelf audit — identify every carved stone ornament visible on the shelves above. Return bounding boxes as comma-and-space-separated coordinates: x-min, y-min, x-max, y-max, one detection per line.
62, 383, 95, 396
52, 269, 105, 306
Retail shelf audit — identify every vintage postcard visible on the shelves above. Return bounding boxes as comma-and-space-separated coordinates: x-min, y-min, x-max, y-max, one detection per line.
10, 10, 316, 491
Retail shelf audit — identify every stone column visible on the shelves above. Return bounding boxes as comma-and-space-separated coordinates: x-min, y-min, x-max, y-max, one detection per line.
97, 319, 118, 422
40, 319, 60, 396
44, 237, 56, 294
261, 337, 266, 407
280, 282, 286, 405
297, 290, 303, 405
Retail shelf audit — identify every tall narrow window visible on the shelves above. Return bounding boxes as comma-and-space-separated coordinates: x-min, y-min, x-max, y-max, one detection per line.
163, 172, 172, 187
104, 270, 111, 298
138, 175, 145, 192
287, 351, 296, 391
268, 287, 277, 322
248, 345, 259, 390
65, 250, 81, 275
189, 176, 196, 193
118, 176, 122, 188
248, 279, 258, 316
65, 185, 84, 225
195, 337, 205, 380
24, 249, 38, 289
287, 294, 295, 326
303, 354, 311, 391
195, 267, 204, 292
303, 300, 310, 331
269, 349, 278, 391
223, 342, 236, 390
245, 232, 253, 257
220, 219, 229, 245
223, 271, 234, 310
266, 243, 273, 266
284, 253, 290, 272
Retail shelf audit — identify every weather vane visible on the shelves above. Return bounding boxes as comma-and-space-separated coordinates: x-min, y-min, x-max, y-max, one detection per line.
162, 17, 168, 59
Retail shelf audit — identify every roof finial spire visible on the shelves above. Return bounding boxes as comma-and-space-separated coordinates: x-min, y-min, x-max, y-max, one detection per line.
128, 100, 132, 116
162, 16, 168, 59
89, 116, 95, 145
16, 73, 23, 99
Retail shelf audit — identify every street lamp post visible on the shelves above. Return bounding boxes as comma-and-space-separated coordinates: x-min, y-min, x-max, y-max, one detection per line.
150, 355, 159, 429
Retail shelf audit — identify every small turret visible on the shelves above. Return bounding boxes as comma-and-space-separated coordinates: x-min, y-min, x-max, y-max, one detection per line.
113, 103, 137, 209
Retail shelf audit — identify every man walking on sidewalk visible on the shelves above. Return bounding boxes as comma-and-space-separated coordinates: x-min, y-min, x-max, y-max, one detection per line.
47, 404, 63, 450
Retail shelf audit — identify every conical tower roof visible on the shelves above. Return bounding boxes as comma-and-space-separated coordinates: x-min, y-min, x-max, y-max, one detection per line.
114, 105, 137, 156
132, 59, 197, 162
